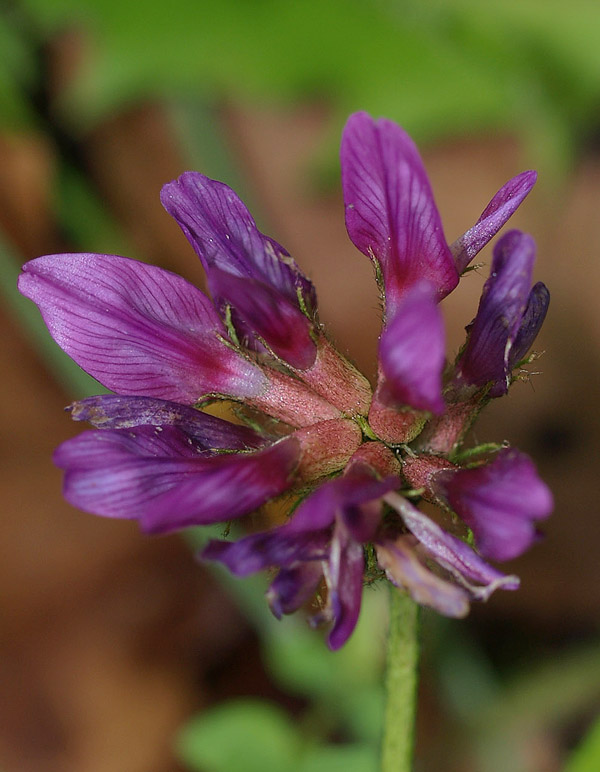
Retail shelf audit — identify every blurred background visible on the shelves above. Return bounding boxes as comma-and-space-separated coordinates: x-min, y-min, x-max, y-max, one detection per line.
2, 0, 600, 770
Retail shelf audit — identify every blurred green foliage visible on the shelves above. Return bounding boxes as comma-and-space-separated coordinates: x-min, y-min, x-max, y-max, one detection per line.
178, 694, 378, 772
175, 573, 387, 772
177, 699, 304, 772
183, 536, 600, 772
1, 0, 599, 164
564, 715, 600, 772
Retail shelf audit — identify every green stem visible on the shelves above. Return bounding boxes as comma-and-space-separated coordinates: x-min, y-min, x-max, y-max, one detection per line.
381, 588, 419, 772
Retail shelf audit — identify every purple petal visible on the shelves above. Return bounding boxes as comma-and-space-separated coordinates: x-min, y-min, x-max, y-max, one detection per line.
376, 537, 469, 617
284, 484, 342, 533
55, 424, 207, 466
378, 281, 446, 414
267, 563, 324, 618
209, 268, 316, 369
434, 449, 553, 562
54, 428, 299, 533
336, 448, 401, 542
286, 468, 399, 537
384, 492, 520, 600
69, 395, 267, 450
160, 172, 316, 313
340, 498, 386, 545
341, 112, 458, 313
323, 523, 365, 650
509, 281, 550, 367
18, 253, 266, 402
452, 171, 537, 273
202, 528, 330, 576
456, 230, 535, 395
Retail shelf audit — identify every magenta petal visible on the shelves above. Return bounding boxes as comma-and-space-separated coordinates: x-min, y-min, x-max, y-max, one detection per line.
18, 253, 266, 402
324, 524, 364, 650
54, 428, 299, 533
456, 230, 536, 395
69, 395, 267, 450
341, 112, 458, 313
340, 497, 386, 545
202, 528, 330, 576
509, 282, 550, 366
435, 449, 553, 562
376, 537, 469, 617
287, 471, 399, 536
452, 171, 537, 273
267, 563, 324, 618
335, 453, 400, 542
209, 269, 316, 369
55, 424, 207, 466
487, 280, 550, 398
384, 493, 520, 600
378, 281, 446, 414
160, 172, 316, 312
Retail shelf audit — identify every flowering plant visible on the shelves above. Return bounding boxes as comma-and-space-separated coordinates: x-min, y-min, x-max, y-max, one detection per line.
18, 112, 552, 653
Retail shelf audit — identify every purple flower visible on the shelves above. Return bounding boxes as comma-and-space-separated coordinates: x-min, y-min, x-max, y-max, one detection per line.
340, 113, 539, 443
341, 113, 459, 312
450, 171, 538, 274
377, 281, 446, 415
454, 230, 550, 397
340, 112, 536, 308
204, 443, 401, 649
204, 443, 520, 648
160, 174, 318, 370
53, 405, 363, 534
431, 449, 554, 562
379, 493, 520, 604
18, 111, 550, 648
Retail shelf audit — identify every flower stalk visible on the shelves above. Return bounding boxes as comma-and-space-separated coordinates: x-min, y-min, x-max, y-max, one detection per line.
382, 589, 419, 772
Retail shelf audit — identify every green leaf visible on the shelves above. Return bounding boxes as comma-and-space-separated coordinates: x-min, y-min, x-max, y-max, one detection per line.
176, 698, 302, 772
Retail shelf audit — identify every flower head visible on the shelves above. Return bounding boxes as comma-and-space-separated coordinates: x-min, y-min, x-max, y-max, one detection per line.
18, 111, 551, 648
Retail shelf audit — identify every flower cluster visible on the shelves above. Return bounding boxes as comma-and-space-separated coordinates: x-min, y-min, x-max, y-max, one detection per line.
19, 112, 552, 649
